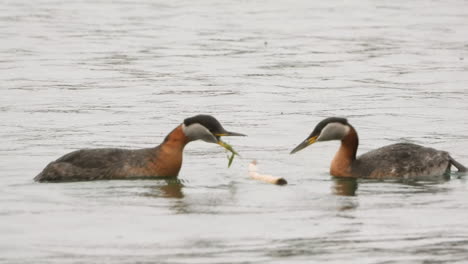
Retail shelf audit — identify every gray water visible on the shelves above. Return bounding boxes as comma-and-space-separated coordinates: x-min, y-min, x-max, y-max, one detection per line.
1, 0, 468, 263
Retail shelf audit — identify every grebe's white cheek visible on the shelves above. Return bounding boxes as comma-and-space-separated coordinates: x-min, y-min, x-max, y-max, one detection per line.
183, 123, 217, 143
317, 123, 350, 142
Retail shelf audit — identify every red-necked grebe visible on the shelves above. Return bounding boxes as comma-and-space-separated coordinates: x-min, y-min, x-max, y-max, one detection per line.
34, 115, 245, 182
290, 117, 466, 179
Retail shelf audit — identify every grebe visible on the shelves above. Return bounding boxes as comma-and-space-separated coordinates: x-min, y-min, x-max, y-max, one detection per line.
34, 115, 245, 182
290, 117, 466, 179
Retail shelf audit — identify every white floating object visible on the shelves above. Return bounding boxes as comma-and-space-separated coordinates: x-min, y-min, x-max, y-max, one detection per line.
248, 160, 287, 185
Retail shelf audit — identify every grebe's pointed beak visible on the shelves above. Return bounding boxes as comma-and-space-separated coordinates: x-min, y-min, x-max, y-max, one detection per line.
215, 131, 246, 137
290, 136, 318, 154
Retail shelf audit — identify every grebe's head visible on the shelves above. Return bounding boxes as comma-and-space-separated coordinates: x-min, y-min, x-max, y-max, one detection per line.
182, 114, 245, 147
290, 117, 351, 154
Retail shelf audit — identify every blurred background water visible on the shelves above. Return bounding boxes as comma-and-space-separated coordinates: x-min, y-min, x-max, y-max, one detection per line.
1, 0, 468, 263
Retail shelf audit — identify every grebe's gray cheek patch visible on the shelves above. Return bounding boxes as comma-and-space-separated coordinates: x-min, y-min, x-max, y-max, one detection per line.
183, 123, 217, 143
317, 123, 350, 142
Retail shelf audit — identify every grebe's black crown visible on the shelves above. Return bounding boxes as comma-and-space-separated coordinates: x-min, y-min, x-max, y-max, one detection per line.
184, 115, 225, 134
310, 117, 348, 137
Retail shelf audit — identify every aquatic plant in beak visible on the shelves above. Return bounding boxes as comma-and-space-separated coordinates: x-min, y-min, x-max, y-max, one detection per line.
218, 140, 240, 168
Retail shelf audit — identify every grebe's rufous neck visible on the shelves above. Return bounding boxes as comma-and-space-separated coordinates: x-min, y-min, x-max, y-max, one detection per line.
34, 115, 245, 182
290, 117, 466, 179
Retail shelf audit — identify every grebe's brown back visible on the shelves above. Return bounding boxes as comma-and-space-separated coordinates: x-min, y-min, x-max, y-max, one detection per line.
290, 117, 466, 179
34, 115, 245, 182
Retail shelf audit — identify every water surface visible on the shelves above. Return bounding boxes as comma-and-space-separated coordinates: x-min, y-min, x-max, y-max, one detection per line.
1, 0, 468, 263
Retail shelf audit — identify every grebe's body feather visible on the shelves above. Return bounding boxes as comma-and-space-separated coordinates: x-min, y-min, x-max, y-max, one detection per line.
35, 147, 163, 182
354, 143, 452, 179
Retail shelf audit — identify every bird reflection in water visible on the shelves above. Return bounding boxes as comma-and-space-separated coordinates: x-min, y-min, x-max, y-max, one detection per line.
331, 177, 359, 211
331, 177, 358, 196
141, 178, 190, 214
144, 178, 185, 199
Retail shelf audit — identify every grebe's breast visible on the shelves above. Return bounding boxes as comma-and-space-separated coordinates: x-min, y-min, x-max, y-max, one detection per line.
353, 143, 451, 179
